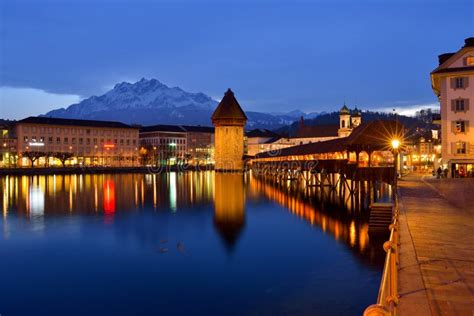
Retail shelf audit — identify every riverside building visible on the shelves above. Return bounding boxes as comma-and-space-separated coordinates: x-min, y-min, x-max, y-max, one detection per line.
138, 125, 214, 165
14, 117, 139, 167
431, 37, 474, 177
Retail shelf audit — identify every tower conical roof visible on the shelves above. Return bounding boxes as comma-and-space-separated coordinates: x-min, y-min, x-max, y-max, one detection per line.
340, 105, 350, 114
211, 89, 248, 122
352, 107, 361, 117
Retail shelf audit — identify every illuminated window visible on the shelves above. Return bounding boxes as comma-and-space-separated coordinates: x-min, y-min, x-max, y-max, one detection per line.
455, 121, 466, 133
456, 142, 467, 154
466, 56, 474, 66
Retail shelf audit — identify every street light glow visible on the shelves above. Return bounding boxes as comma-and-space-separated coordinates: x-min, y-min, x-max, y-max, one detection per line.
391, 139, 400, 150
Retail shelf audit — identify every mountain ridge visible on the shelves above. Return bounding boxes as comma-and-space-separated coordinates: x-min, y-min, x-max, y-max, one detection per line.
44, 78, 314, 129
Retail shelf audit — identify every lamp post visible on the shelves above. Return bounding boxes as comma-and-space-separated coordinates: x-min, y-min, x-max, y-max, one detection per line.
391, 139, 400, 199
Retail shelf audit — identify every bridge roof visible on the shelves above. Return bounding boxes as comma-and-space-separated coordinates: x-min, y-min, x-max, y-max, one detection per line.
255, 120, 405, 158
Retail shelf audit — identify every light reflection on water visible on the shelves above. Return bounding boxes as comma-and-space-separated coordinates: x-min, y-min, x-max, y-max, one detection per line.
0, 172, 386, 316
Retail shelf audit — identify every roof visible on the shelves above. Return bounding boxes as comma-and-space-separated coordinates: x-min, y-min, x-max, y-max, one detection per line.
181, 125, 214, 133
352, 108, 362, 117
211, 89, 247, 122
430, 38, 474, 96
255, 120, 405, 159
431, 38, 474, 82
340, 105, 350, 114
140, 124, 186, 133
295, 124, 339, 138
264, 136, 282, 144
140, 124, 215, 134
431, 66, 474, 75
246, 128, 280, 138
18, 116, 136, 129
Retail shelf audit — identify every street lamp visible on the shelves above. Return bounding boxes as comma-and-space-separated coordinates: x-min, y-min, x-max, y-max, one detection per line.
391, 139, 401, 201
391, 139, 400, 151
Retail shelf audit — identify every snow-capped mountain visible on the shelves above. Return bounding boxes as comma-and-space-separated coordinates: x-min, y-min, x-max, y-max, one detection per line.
44, 78, 315, 129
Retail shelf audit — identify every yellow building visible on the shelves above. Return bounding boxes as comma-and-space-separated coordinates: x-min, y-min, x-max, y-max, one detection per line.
431, 37, 474, 177
211, 89, 247, 171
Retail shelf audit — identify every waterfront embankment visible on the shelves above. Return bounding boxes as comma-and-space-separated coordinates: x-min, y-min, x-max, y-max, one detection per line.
398, 174, 474, 316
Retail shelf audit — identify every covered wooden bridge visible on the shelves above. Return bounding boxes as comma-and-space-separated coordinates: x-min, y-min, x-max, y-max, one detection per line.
248, 120, 405, 210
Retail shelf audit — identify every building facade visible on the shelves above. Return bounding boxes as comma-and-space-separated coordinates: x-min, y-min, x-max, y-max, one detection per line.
431, 37, 474, 177
14, 117, 139, 167
0, 121, 17, 167
139, 125, 188, 165
246, 129, 285, 156
211, 89, 247, 171
293, 105, 362, 145
182, 126, 214, 165
139, 125, 214, 165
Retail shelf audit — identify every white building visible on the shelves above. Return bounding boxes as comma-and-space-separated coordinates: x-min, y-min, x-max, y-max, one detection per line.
294, 105, 362, 143
431, 37, 474, 177
246, 106, 363, 157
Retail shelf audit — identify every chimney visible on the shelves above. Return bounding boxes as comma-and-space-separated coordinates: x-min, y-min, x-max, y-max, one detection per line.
438, 53, 455, 66
464, 37, 474, 48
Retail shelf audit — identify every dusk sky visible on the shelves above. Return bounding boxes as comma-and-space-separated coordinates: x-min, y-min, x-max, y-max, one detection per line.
1, 0, 473, 119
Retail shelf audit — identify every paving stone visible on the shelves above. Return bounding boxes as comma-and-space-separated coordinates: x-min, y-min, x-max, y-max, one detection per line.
398, 174, 474, 316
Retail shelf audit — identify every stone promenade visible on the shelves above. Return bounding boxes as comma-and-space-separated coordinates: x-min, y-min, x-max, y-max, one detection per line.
397, 174, 474, 316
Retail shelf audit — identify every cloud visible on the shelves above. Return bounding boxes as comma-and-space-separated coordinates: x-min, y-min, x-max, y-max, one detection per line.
374, 102, 439, 117
0, 86, 81, 120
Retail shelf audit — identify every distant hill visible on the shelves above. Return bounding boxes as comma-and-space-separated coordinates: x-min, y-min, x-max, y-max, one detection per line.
43, 78, 311, 129
275, 110, 435, 137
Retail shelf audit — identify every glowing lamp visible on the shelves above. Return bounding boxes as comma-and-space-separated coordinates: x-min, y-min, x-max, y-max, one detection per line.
391, 139, 400, 150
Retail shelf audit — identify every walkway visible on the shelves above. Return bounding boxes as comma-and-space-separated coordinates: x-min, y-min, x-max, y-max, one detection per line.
398, 174, 474, 316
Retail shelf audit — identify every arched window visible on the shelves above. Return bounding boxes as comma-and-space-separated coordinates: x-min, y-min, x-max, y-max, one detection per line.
342, 120, 345, 128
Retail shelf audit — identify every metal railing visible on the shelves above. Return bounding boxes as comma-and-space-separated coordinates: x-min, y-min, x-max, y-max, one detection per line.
364, 195, 400, 316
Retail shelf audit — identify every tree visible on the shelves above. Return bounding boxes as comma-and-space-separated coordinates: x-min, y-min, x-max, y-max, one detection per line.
22, 151, 46, 167
53, 152, 74, 167
138, 146, 151, 166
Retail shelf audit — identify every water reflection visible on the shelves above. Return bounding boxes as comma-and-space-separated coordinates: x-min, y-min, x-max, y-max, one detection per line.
248, 174, 384, 264
0, 172, 386, 315
214, 173, 246, 249
0, 172, 384, 262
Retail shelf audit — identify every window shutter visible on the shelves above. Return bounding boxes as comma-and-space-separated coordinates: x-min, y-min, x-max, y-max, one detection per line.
450, 78, 455, 89
451, 121, 456, 133
465, 77, 469, 88
465, 121, 470, 133
451, 99, 456, 112
466, 99, 470, 112
451, 142, 456, 155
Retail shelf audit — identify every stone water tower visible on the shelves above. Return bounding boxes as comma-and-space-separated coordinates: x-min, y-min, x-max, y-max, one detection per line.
211, 89, 247, 171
